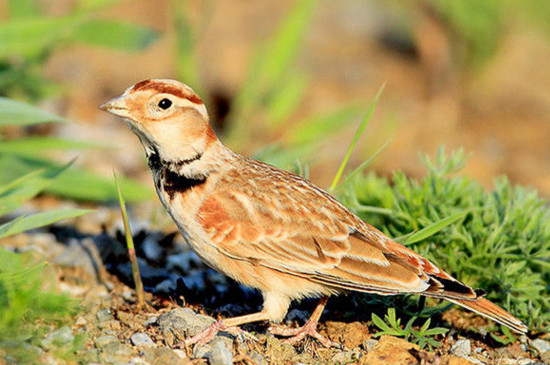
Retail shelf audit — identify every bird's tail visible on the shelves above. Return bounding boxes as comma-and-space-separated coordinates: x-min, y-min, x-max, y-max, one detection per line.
448, 297, 528, 334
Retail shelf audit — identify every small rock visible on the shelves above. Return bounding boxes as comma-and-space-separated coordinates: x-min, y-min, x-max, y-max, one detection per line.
155, 279, 176, 294
122, 289, 135, 301
129, 357, 151, 365
325, 321, 369, 349
99, 342, 135, 364
541, 350, 550, 363
362, 338, 378, 352
208, 339, 233, 365
451, 339, 471, 358
96, 335, 118, 349
41, 326, 74, 350
54, 237, 104, 279
172, 349, 188, 359
143, 347, 189, 365
530, 338, 550, 355
142, 236, 163, 262
144, 316, 158, 326
157, 307, 215, 346
96, 309, 112, 323
444, 356, 477, 365
332, 351, 359, 363
248, 351, 267, 365
130, 332, 156, 348
359, 335, 420, 365
75, 316, 87, 326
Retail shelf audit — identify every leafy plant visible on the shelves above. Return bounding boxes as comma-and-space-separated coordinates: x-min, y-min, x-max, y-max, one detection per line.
0, 248, 81, 363
339, 147, 550, 331
0, 97, 152, 202
0, 0, 160, 101
371, 308, 449, 349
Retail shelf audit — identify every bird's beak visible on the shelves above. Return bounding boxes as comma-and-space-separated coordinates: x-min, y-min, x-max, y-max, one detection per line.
99, 96, 131, 119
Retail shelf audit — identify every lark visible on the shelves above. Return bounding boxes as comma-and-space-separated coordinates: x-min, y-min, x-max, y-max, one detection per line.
100, 79, 527, 347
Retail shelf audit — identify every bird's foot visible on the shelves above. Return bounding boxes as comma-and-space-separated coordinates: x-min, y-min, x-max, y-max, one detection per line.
180, 321, 246, 348
268, 322, 340, 348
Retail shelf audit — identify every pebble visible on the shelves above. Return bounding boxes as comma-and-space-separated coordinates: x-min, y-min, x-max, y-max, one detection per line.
144, 315, 158, 326
208, 339, 233, 365
154, 279, 176, 294
129, 357, 151, 365
451, 339, 471, 358
54, 237, 103, 279
142, 236, 163, 262
96, 309, 112, 323
157, 307, 215, 342
130, 332, 156, 348
530, 338, 550, 355
362, 339, 378, 352
248, 351, 267, 365
331, 351, 359, 363
41, 326, 74, 350
99, 342, 135, 364
96, 335, 118, 349
143, 347, 187, 365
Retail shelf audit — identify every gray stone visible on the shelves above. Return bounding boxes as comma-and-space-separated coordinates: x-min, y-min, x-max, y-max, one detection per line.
41, 326, 74, 350
142, 236, 163, 262
54, 237, 104, 279
451, 339, 471, 358
208, 339, 233, 365
144, 316, 158, 326
248, 351, 267, 365
531, 339, 550, 355
99, 342, 135, 364
96, 309, 112, 323
157, 307, 215, 345
362, 339, 378, 352
143, 347, 188, 365
129, 357, 151, 365
130, 332, 156, 348
155, 279, 176, 294
332, 351, 359, 363
96, 335, 118, 349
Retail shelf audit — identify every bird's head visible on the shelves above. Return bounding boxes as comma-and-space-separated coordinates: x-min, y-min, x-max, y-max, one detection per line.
100, 79, 216, 163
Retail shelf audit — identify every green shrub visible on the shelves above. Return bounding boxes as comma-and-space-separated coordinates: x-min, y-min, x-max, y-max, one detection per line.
338, 148, 549, 332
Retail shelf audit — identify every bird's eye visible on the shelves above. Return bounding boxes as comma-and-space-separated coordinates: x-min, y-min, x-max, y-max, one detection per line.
158, 98, 172, 110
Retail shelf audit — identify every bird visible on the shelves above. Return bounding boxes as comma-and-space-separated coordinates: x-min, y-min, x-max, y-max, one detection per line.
100, 79, 528, 347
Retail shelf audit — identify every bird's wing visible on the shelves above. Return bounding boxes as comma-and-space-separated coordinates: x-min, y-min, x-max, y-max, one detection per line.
197, 160, 477, 298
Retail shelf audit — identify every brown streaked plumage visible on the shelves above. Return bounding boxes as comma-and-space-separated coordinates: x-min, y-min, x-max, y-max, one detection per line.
100, 79, 528, 348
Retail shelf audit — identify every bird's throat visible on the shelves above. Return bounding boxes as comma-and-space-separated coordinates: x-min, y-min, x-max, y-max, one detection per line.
147, 149, 208, 201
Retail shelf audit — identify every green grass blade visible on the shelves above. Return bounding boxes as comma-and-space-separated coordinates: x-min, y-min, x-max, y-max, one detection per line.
114, 172, 144, 308
336, 136, 392, 189
404, 210, 470, 244
0, 209, 92, 239
286, 103, 363, 145
329, 84, 385, 191
0, 137, 109, 156
0, 97, 68, 126
0, 155, 152, 202
0, 161, 73, 215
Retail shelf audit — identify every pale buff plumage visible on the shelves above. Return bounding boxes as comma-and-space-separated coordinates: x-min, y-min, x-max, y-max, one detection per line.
100, 79, 528, 347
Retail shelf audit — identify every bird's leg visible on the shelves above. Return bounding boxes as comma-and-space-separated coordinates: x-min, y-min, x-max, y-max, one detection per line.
268, 296, 339, 348
182, 311, 269, 348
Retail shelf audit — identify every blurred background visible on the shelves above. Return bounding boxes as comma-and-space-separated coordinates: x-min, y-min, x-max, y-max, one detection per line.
2, 0, 550, 196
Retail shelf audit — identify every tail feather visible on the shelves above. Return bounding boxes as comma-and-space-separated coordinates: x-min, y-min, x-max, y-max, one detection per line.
449, 297, 528, 334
